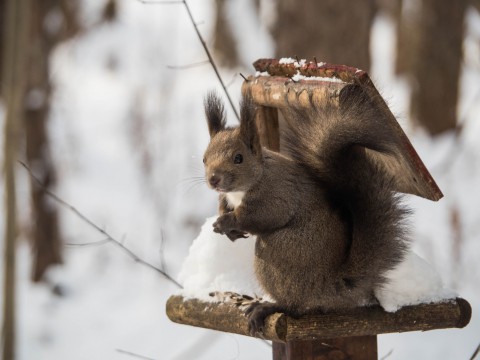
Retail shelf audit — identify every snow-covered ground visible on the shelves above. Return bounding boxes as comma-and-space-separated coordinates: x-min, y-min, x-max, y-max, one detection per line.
0, 1, 479, 359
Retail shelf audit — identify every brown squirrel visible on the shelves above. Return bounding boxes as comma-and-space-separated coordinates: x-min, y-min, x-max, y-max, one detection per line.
202, 88, 410, 335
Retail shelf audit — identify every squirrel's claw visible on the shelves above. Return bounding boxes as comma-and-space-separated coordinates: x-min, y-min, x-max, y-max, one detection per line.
212, 223, 224, 235
225, 230, 248, 241
245, 302, 281, 338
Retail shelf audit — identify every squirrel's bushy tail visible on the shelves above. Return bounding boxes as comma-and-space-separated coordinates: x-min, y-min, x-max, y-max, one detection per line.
282, 85, 410, 290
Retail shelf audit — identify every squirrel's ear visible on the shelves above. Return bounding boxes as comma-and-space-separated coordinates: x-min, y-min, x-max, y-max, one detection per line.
240, 92, 261, 156
204, 91, 226, 138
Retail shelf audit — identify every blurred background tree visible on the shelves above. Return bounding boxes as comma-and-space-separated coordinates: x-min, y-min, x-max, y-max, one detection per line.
2, 0, 82, 357
213, 0, 473, 136
1, 0, 30, 358
25, 0, 81, 283
272, 0, 376, 72
394, 0, 468, 135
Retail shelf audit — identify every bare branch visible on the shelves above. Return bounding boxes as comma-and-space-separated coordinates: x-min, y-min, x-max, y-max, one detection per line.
136, 0, 240, 120
117, 348, 156, 360
181, 0, 239, 119
65, 238, 112, 247
19, 160, 183, 289
159, 229, 166, 272
380, 349, 394, 360
225, 73, 239, 89
136, 0, 182, 4
470, 342, 480, 360
166, 60, 209, 70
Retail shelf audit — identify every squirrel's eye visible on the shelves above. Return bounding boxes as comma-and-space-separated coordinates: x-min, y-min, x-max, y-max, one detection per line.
234, 154, 243, 164
203, 157, 206, 164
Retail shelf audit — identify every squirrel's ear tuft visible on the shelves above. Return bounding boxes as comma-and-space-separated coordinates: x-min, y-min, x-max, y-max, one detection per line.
240, 91, 261, 156
204, 91, 226, 138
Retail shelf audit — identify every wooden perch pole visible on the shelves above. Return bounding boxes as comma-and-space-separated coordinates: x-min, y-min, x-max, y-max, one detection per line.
166, 296, 471, 343
167, 295, 471, 360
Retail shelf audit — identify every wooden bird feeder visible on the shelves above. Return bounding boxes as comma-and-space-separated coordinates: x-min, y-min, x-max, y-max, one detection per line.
167, 59, 471, 359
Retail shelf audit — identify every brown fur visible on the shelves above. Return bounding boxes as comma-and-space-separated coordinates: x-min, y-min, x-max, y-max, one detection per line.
202, 90, 410, 334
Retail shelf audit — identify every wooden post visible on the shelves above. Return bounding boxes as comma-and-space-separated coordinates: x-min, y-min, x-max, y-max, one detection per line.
273, 336, 377, 360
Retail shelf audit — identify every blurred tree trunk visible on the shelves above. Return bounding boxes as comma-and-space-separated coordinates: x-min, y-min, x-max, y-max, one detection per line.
25, 0, 79, 282
376, 0, 402, 19
2, 0, 30, 358
0, 0, 5, 86
472, 0, 480, 12
409, 0, 467, 135
213, 0, 240, 68
272, 0, 377, 71
394, 0, 422, 75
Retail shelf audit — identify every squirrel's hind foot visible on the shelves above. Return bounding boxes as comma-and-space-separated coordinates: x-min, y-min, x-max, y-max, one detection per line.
245, 302, 282, 337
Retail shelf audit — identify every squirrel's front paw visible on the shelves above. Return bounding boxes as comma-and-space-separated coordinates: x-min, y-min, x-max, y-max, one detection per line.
213, 214, 232, 233
212, 220, 225, 235
213, 214, 245, 241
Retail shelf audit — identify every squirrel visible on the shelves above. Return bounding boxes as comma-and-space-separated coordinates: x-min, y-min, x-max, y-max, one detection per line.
202, 87, 410, 335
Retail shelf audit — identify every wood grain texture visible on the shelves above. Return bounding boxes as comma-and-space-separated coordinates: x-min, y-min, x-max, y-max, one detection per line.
273, 336, 377, 360
166, 296, 471, 343
166, 295, 287, 342
255, 106, 280, 152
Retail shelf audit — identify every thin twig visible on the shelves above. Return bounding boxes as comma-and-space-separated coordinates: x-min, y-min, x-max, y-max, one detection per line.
380, 348, 394, 360
159, 228, 166, 272
137, 0, 182, 4
19, 160, 183, 289
225, 73, 239, 89
65, 238, 111, 247
166, 60, 209, 70
117, 348, 156, 360
181, 0, 239, 119
136, 0, 240, 120
470, 342, 480, 360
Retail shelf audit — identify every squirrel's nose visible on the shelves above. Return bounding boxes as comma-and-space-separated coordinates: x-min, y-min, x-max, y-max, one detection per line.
209, 174, 221, 188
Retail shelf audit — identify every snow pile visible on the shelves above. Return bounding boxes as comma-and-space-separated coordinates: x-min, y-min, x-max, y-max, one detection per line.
180, 219, 454, 312
375, 251, 456, 312
178, 216, 264, 301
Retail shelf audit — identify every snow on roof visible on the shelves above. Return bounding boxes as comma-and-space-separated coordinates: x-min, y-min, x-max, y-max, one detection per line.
291, 71, 344, 83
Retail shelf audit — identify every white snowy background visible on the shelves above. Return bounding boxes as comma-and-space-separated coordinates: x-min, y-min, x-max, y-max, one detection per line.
0, 0, 479, 359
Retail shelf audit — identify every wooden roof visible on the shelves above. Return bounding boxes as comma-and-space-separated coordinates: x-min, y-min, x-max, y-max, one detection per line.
242, 58, 443, 201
